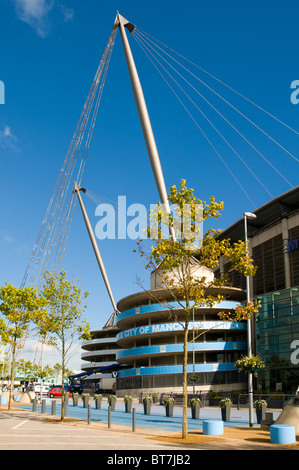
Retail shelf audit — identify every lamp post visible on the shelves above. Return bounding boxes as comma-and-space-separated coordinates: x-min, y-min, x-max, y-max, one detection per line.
243, 211, 257, 427
192, 306, 195, 394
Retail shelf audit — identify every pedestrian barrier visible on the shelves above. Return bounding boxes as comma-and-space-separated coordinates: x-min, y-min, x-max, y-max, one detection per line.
41, 399, 46, 413
108, 406, 111, 428
132, 408, 136, 432
88, 403, 91, 424
270, 424, 296, 445
202, 420, 224, 436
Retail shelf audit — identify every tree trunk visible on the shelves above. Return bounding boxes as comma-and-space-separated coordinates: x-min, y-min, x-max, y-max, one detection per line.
61, 342, 65, 421
182, 324, 189, 439
8, 343, 17, 411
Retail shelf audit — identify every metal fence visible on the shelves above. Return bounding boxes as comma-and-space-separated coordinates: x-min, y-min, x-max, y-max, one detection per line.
236, 394, 296, 410
139, 392, 298, 409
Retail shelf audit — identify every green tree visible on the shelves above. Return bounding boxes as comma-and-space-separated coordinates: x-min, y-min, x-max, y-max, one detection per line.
136, 180, 259, 439
0, 351, 10, 385
0, 284, 47, 409
52, 363, 75, 384
32, 363, 55, 382
39, 270, 91, 420
53, 362, 62, 383
15, 359, 35, 387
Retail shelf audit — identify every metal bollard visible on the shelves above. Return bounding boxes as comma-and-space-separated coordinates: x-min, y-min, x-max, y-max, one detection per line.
32, 398, 37, 412
132, 408, 136, 432
41, 399, 46, 414
51, 400, 56, 415
88, 403, 91, 424
108, 406, 111, 428
41, 400, 46, 413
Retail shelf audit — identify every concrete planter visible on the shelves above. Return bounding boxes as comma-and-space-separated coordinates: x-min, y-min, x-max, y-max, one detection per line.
191, 403, 200, 419
221, 405, 231, 421
72, 395, 79, 406
108, 396, 116, 410
143, 400, 152, 415
125, 399, 132, 413
95, 397, 102, 409
165, 403, 174, 417
82, 395, 90, 408
256, 405, 267, 424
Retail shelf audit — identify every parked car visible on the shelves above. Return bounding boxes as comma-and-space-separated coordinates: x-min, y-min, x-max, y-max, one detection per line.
48, 387, 72, 398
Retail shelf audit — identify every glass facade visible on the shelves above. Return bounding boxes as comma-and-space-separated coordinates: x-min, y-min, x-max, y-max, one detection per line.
117, 370, 245, 391
289, 225, 299, 287
253, 234, 285, 295
217, 189, 299, 394
256, 287, 299, 393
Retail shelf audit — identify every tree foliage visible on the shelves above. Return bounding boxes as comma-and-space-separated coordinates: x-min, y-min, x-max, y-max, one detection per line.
136, 179, 259, 439
0, 284, 47, 409
39, 270, 91, 420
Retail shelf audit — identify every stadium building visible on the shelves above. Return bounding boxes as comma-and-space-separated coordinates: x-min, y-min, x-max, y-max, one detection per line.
218, 185, 299, 393
82, 262, 248, 395
81, 186, 299, 395
114, 262, 248, 395
80, 316, 121, 392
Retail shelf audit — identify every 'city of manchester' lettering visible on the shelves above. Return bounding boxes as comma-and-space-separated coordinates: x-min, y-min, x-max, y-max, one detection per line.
117, 321, 245, 340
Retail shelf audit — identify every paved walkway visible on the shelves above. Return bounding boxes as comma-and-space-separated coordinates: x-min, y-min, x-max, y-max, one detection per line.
0, 407, 195, 451
15, 399, 279, 432
0, 401, 298, 452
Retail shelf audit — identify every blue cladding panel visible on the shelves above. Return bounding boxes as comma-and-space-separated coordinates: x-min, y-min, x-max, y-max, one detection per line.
117, 300, 239, 324
116, 341, 247, 360
117, 363, 238, 377
117, 320, 246, 340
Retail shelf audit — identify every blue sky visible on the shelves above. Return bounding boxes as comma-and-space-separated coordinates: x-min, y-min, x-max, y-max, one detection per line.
1, 1, 299, 367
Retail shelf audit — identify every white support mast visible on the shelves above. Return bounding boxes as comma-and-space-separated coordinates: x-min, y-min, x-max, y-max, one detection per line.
73, 183, 119, 324
115, 13, 176, 241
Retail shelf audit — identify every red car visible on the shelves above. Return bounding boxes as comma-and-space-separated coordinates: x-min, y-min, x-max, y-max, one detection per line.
48, 387, 72, 398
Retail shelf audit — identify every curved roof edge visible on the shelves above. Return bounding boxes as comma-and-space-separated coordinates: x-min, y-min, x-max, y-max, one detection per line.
219, 185, 299, 242
117, 286, 246, 312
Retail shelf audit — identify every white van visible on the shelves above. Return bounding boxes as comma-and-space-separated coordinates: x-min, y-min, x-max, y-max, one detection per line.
33, 382, 52, 395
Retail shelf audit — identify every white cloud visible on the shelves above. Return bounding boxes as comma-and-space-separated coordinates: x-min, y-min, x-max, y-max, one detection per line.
0, 230, 29, 254
13, 0, 55, 37
59, 4, 74, 22
24, 339, 54, 354
3, 126, 12, 138
17, 338, 82, 370
12, 0, 74, 37
0, 231, 15, 243
0, 126, 17, 149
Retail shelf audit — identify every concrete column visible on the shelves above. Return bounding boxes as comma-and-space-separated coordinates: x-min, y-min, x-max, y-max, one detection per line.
248, 237, 254, 301
282, 218, 291, 289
